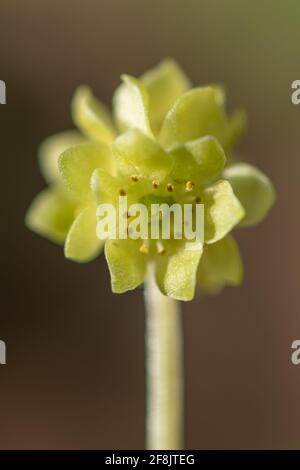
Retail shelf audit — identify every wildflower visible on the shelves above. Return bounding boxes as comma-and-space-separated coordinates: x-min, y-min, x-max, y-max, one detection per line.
26, 59, 275, 300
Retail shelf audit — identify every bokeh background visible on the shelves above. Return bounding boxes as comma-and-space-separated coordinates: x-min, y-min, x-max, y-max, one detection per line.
0, 0, 299, 449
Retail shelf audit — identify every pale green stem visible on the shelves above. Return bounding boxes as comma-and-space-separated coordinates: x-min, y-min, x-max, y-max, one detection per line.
144, 269, 184, 450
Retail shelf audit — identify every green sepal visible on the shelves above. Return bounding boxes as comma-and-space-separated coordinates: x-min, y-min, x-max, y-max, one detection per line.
170, 135, 226, 184
113, 129, 173, 180
25, 187, 76, 244
113, 75, 153, 137
72, 86, 116, 144
64, 204, 103, 262
155, 242, 203, 301
141, 58, 191, 134
159, 86, 245, 151
223, 163, 275, 226
198, 235, 243, 292
202, 179, 245, 243
38, 130, 86, 183
105, 238, 147, 292
59, 142, 113, 203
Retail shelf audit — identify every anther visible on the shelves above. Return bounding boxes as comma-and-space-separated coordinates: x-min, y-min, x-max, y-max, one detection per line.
119, 189, 126, 196
152, 180, 160, 189
166, 183, 174, 192
156, 241, 166, 255
195, 196, 201, 203
139, 243, 149, 254
131, 175, 140, 182
185, 180, 194, 191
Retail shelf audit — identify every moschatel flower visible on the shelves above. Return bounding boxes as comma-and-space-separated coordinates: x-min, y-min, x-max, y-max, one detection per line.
26, 59, 275, 301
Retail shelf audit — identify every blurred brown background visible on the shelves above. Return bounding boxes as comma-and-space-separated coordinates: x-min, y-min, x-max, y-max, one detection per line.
0, 0, 299, 449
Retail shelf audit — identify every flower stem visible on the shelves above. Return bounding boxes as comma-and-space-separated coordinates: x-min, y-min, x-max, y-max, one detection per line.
144, 269, 184, 450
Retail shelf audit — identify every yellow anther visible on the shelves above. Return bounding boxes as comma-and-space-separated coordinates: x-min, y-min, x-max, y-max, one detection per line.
185, 180, 194, 191
156, 241, 166, 255
131, 175, 140, 182
139, 243, 149, 254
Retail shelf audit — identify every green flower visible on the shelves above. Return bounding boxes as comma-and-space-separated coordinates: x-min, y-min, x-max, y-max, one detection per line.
26, 59, 275, 300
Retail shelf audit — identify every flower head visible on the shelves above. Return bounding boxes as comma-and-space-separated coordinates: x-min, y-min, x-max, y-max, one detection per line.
26, 59, 275, 300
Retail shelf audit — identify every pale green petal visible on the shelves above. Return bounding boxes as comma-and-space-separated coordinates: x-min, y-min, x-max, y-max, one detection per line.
91, 168, 121, 205
141, 58, 191, 134
38, 130, 86, 183
223, 163, 275, 227
113, 75, 153, 137
25, 187, 76, 244
170, 135, 226, 183
64, 205, 103, 262
198, 235, 243, 292
186, 136, 226, 181
159, 86, 244, 150
59, 142, 113, 203
223, 109, 247, 150
202, 179, 245, 243
105, 238, 147, 293
72, 86, 116, 144
156, 243, 203, 301
113, 129, 172, 179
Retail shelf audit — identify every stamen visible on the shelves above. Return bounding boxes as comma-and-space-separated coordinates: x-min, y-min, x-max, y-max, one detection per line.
131, 175, 140, 182
166, 183, 174, 192
139, 242, 149, 254
156, 241, 166, 255
119, 189, 126, 196
152, 180, 160, 189
185, 180, 194, 191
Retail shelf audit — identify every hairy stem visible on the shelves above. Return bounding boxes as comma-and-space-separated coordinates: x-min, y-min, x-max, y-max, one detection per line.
144, 270, 184, 450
